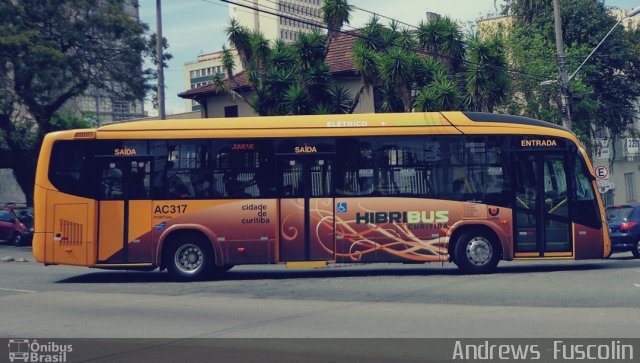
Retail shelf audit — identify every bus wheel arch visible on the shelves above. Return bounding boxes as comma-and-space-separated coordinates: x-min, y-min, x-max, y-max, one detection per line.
160, 229, 221, 280
449, 225, 502, 274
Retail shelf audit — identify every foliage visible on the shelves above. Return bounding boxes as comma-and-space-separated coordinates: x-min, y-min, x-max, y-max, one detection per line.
321, 0, 353, 49
219, 0, 510, 116
223, 24, 353, 116
352, 14, 510, 113
504, 0, 640, 144
0, 0, 159, 204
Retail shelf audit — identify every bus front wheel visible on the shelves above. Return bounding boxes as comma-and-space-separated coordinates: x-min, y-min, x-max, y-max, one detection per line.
632, 240, 640, 259
454, 230, 500, 274
165, 236, 214, 281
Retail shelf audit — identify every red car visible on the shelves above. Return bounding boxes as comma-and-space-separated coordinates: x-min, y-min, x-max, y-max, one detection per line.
0, 204, 33, 246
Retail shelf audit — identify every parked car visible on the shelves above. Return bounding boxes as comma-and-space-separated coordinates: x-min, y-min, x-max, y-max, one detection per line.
606, 204, 640, 258
0, 204, 34, 246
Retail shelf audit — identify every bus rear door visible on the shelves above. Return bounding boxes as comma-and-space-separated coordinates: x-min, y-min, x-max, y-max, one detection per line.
96, 157, 153, 264
278, 154, 335, 262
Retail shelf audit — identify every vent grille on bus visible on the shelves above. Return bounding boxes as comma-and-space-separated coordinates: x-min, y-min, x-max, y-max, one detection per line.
59, 219, 83, 246
74, 131, 95, 139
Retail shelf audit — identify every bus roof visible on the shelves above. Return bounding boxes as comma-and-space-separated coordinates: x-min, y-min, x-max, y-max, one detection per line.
94, 111, 570, 134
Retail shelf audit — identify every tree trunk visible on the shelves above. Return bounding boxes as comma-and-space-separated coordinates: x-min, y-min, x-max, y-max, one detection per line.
11, 154, 36, 206
349, 83, 369, 114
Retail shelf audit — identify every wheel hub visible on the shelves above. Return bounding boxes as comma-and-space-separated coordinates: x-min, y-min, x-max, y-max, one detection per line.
466, 237, 492, 266
175, 244, 204, 274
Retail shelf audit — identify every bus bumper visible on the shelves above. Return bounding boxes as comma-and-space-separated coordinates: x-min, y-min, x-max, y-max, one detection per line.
32, 232, 45, 263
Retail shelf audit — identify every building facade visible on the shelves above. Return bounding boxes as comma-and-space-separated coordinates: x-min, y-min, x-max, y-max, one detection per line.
182, 0, 325, 112
183, 49, 242, 112
228, 0, 324, 43
62, 0, 145, 125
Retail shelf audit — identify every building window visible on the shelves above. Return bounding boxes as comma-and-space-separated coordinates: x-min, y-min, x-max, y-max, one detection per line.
625, 172, 636, 202
224, 105, 239, 118
602, 189, 614, 207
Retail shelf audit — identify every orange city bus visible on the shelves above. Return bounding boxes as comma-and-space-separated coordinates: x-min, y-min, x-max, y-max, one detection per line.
33, 112, 610, 280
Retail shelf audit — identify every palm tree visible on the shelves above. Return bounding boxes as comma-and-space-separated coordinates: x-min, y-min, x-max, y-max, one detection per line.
295, 30, 326, 70
414, 71, 461, 111
250, 31, 271, 74
284, 83, 309, 115
321, 0, 353, 50
304, 63, 332, 104
396, 27, 417, 50
350, 41, 380, 113
225, 19, 252, 68
359, 15, 385, 51
217, 45, 250, 105
416, 17, 465, 71
379, 48, 414, 111
221, 45, 235, 80
328, 84, 353, 113
465, 34, 509, 112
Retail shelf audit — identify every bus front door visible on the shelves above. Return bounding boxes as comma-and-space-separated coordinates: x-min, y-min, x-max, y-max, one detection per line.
513, 153, 572, 257
96, 157, 153, 264
278, 155, 335, 262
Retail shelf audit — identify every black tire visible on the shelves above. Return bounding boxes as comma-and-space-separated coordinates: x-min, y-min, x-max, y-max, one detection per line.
11, 233, 22, 246
165, 235, 214, 281
632, 240, 640, 259
454, 229, 500, 274
208, 264, 234, 277
219, 265, 235, 272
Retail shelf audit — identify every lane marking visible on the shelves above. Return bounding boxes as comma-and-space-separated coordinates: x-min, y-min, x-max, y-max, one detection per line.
0, 287, 37, 293
634, 284, 640, 288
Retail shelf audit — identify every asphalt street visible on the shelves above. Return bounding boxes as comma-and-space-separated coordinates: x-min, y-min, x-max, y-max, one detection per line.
0, 244, 639, 338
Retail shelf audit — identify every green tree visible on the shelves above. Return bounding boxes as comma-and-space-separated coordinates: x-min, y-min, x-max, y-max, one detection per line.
321, 0, 353, 50
224, 23, 353, 116
0, 0, 158, 204
505, 0, 640, 144
417, 16, 466, 71
351, 14, 509, 114
226, 19, 252, 69
465, 34, 509, 112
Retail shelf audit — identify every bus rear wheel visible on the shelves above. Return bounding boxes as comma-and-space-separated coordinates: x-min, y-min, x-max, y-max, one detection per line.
454, 230, 500, 274
166, 236, 214, 281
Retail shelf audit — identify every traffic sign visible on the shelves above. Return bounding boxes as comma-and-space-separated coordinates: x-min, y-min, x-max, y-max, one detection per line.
595, 165, 609, 180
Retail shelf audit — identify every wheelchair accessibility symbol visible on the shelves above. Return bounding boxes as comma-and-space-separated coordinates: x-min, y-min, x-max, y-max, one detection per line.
336, 202, 348, 213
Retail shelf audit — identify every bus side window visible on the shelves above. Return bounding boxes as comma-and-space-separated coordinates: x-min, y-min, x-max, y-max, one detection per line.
336, 138, 375, 196
164, 142, 209, 199
101, 162, 123, 200
572, 160, 600, 228
49, 141, 94, 198
213, 140, 275, 199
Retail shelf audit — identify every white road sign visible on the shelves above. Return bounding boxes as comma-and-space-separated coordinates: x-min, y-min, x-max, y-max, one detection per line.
594, 165, 609, 180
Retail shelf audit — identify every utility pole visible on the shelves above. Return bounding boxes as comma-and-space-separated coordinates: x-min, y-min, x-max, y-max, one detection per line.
156, 0, 166, 120
552, 0, 571, 130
